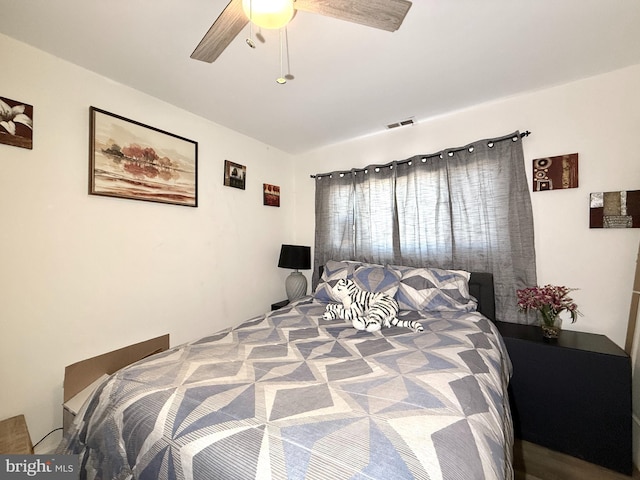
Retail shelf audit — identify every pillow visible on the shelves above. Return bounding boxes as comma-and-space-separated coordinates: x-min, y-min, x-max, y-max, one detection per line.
313, 260, 401, 302
351, 264, 401, 297
389, 265, 477, 312
313, 260, 352, 302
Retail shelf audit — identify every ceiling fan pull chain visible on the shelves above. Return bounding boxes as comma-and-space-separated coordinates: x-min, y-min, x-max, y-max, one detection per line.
276, 28, 287, 84
284, 26, 294, 81
246, 0, 256, 48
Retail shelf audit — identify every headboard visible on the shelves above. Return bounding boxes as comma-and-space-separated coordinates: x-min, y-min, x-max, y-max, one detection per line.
469, 272, 496, 322
317, 265, 496, 323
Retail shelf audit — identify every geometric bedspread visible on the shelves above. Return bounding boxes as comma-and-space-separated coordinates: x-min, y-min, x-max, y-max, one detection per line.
57, 297, 513, 480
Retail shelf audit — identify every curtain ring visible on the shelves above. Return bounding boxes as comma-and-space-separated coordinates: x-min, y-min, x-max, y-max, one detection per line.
487, 141, 494, 148
448, 151, 454, 157
468, 146, 474, 152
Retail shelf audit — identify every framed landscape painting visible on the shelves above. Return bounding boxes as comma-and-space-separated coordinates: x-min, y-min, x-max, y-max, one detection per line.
89, 107, 198, 207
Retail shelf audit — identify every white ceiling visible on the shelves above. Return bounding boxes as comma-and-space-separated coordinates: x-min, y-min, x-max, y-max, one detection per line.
1, 0, 640, 154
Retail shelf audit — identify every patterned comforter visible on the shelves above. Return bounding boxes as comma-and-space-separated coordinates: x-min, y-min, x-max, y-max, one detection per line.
58, 298, 513, 480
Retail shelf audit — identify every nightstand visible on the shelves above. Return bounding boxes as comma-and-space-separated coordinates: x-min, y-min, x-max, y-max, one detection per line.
0, 415, 34, 454
496, 321, 632, 475
271, 299, 289, 311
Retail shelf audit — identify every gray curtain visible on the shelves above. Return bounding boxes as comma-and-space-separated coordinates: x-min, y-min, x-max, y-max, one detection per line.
313, 131, 537, 324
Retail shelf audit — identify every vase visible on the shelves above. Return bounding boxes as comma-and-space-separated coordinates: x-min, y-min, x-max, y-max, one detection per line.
540, 311, 562, 339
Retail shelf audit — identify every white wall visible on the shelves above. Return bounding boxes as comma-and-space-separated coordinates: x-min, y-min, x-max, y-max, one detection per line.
0, 33, 297, 450
294, 64, 640, 348
3, 28, 640, 458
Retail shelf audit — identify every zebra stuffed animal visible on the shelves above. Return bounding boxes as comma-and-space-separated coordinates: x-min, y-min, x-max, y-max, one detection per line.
323, 278, 423, 333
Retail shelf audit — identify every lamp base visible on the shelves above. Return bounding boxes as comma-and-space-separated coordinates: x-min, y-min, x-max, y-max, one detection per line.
285, 271, 307, 301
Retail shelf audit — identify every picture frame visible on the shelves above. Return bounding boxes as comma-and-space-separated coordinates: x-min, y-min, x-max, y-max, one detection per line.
532, 153, 578, 192
589, 189, 640, 228
224, 160, 246, 190
89, 107, 198, 207
0, 96, 33, 150
263, 183, 280, 207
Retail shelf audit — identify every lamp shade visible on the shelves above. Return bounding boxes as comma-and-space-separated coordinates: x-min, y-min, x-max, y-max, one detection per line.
278, 244, 311, 270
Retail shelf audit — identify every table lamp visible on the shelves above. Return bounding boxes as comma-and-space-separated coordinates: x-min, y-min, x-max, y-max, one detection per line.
278, 244, 311, 301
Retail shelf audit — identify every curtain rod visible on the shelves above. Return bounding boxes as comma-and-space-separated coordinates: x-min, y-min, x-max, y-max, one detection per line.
310, 130, 531, 179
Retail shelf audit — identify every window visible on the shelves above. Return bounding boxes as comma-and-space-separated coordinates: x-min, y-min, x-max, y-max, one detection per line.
313, 132, 537, 323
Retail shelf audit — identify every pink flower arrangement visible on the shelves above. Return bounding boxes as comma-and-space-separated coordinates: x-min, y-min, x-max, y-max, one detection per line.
516, 284, 581, 325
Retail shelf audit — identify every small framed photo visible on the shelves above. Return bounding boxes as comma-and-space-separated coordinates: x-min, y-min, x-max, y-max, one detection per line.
0, 96, 33, 149
224, 160, 246, 190
264, 183, 280, 207
89, 107, 198, 207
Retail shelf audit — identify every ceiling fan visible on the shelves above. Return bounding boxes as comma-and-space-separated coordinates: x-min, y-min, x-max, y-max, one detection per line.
191, 0, 413, 63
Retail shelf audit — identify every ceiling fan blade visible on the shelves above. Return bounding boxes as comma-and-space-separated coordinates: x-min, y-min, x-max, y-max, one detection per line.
294, 0, 412, 32
191, 0, 249, 63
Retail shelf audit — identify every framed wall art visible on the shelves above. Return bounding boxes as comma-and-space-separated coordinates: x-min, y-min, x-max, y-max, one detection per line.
89, 107, 198, 207
263, 183, 280, 207
590, 189, 640, 228
224, 160, 246, 190
532, 153, 578, 192
0, 96, 33, 149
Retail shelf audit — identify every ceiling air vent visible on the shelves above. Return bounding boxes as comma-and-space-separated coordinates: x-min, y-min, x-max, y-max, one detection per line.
386, 117, 415, 129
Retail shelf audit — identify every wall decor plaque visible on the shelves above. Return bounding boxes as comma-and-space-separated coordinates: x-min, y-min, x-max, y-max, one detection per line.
224, 160, 246, 190
0, 96, 33, 149
533, 153, 578, 191
590, 190, 640, 228
263, 183, 280, 206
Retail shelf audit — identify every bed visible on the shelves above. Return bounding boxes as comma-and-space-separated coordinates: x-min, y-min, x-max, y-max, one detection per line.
57, 261, 513, 479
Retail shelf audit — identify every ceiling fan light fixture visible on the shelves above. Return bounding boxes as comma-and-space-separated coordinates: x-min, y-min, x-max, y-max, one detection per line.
242, 0, 295, 30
